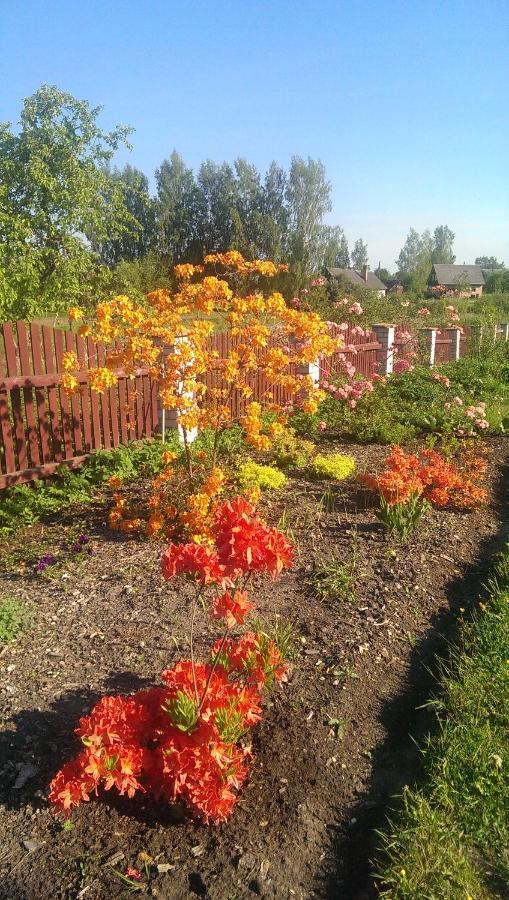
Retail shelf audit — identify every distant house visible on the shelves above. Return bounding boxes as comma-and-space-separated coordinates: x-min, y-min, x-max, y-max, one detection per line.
429, 264, 485, 297
386, 279, 405, 294
326, 265, 387, 297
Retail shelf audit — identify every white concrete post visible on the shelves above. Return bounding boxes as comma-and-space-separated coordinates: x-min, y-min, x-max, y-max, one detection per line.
420, 327, 438, 367
157, 340, 198, 445
295, 359, 321, 387
372, 324, 396, 375
501, 323, 509, 342
445, 327, 461, 362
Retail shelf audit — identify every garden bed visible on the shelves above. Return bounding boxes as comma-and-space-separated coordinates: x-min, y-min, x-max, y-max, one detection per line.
0, 437, 508, 899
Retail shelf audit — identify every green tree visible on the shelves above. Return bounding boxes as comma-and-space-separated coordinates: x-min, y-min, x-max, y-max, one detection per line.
322, 226, 349, 268
431, 225, 455, 263
92, 165, 156, 266
485, 270, 509, 293
351, 238, 368, 269
285, 156, 332, 275
475, 255, 505, 270
0, 83, 133, 319
155, 151, 203, 263
259, 162, 289, 260
196, 159, 240, 255
396, 227, 422, 274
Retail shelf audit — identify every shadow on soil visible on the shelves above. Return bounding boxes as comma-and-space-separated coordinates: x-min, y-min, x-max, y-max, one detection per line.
322, 457, 509, 900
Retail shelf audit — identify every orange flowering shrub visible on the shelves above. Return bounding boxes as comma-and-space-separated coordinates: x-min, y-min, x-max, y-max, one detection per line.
63, 251, 339, 540
360, 445, 487, 509
49, 497, 294, 824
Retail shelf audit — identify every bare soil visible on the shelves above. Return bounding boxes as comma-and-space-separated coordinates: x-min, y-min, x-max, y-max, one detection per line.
1, 437, 508, 900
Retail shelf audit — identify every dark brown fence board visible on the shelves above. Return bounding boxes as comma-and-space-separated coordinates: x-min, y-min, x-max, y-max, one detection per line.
42, 325, 63, 462
3, 323, 29, 472
30, 322, 53, 464
86, 336, 103, 451
126, 377, 137, 441
76, 335, 92, 453
16, 321, 41, 468
96, 342, 112, 450
54, 329, 74, 460
0, 334, 16, 475
118, 377, 129, 444
142, 375, 152, 438
65, 330, 84, 454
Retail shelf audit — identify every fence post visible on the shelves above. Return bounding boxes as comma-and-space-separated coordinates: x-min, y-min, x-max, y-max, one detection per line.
296, 359, 320, 386
501, 323, 509, 342
420, 327, 438, 367
156, 341, 198, 445
372, 324, 396, 375
445, 327, 461, 361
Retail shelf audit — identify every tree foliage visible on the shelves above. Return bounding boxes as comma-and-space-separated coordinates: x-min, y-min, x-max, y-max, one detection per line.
0, 84, 133, 319
351, 238, 369, 269
475, 255, 505, 270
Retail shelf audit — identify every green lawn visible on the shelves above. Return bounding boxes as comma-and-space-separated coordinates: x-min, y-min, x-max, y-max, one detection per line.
375, 546, 509, 899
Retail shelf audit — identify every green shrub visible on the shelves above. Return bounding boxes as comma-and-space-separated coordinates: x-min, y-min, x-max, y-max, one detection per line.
304, 347, 509, 445
0, 598, 28, 642
0, 435, 181, 536
310, 453, 356, 481
237, 460, 286, 491
271, 428, 315, 470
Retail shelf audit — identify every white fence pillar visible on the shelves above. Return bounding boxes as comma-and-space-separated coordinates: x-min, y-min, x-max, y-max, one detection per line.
372, 324, 396, 375
501, 323, 509, 342
157, 341, 198, 445
445, 327, 461, 361
420, 327, 438, 367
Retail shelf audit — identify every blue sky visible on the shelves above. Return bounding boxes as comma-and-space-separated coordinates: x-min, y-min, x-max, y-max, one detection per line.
1, 0, 508, 269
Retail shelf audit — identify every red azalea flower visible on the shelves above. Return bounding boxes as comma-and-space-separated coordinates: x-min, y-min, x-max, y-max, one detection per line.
211, 590, 254, 627
160, 542, 223, 585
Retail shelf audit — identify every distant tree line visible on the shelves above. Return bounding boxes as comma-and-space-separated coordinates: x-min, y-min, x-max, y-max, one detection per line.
0, 84, 505, 320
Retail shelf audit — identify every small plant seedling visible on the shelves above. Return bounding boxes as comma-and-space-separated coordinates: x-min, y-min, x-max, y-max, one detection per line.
310, 555, 356, 603
376, 494, 430, 542
326, 716, 346, 740
111, 869, 145, 892
333, 666, 358, 681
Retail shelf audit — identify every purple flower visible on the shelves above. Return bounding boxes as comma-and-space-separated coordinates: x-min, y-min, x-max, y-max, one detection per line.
34, 554, 57, 573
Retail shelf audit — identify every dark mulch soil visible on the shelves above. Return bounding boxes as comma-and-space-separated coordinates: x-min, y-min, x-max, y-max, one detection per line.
1, 438, 508, 900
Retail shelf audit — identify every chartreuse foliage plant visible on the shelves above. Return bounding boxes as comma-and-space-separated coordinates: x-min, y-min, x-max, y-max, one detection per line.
50, 497, 294, 824
311, 452, 356, 481
237, 460, 286, 492
375, 545, 509, 897
61, 251, 339, 542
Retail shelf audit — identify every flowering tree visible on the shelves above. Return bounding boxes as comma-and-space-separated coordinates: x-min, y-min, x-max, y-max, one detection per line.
62, 251, 338, 538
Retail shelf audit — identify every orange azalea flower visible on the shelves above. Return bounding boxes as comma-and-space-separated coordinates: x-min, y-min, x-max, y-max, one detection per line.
211, 591, 254, 628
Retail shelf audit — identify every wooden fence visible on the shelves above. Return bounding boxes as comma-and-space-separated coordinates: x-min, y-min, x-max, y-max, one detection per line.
0, 319, 499, 489
0, 322, 158, 488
